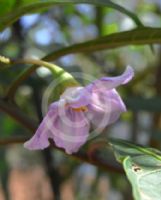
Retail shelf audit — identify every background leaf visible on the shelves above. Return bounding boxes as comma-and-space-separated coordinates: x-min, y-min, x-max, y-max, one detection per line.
43, 27, 161, 61
0, 0, 16, 16
125, 97, 161, 112
110, 138, 161, 200
0, 0, 143, 31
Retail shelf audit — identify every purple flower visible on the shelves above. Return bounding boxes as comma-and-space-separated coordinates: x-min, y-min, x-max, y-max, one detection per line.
24, 66, 134, 154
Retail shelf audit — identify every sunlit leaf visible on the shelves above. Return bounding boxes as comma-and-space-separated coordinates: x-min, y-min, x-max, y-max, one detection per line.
110, 138, 161, 200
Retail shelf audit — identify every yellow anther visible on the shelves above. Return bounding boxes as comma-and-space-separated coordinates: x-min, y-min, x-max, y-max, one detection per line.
72, 106, 88, 112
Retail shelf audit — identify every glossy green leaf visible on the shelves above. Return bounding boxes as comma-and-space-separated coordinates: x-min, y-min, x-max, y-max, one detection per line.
109, 138, 161, 200
0, 0, 143, 31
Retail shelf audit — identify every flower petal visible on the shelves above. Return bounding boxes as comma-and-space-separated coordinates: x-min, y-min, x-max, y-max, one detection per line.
87, 89, 126, 129
51, 108, 90, 154
24, 104, 58, 150
88, 66, 134, 92
60, 87, 91, 108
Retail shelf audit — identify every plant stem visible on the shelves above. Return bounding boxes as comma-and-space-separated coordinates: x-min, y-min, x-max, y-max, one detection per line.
0, 56, 78, 100
0, 98, 37, 131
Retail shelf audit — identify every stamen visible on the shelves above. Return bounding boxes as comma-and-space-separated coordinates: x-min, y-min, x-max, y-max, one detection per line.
72, 106, 88, 112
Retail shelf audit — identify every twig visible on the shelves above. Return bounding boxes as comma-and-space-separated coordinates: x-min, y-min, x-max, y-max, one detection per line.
0, 136, 29, 145
0, 98, 37, 132
0, 135, 123, 173
0, 56, 78, 100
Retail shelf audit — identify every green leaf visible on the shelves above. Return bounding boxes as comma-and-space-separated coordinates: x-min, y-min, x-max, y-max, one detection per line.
0, 0, 143, 31
0, 0, 40, 17
109, 138, 161, 200
125, 96, 161, 112
0, 0, 16, 16
44, 27, 161, 61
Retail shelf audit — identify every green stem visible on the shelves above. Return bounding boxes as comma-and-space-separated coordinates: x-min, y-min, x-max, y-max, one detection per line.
11, 58, 75, 78
0, 57, 78, 100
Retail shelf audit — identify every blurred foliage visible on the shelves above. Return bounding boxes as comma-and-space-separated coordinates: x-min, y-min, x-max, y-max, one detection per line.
0, 0, 143, 31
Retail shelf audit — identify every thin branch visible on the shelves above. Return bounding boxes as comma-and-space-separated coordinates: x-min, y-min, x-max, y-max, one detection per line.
0, 135, 123, 173
0, 136, 29, 145
73, 149, 124, 173
0, 98, 37, 132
